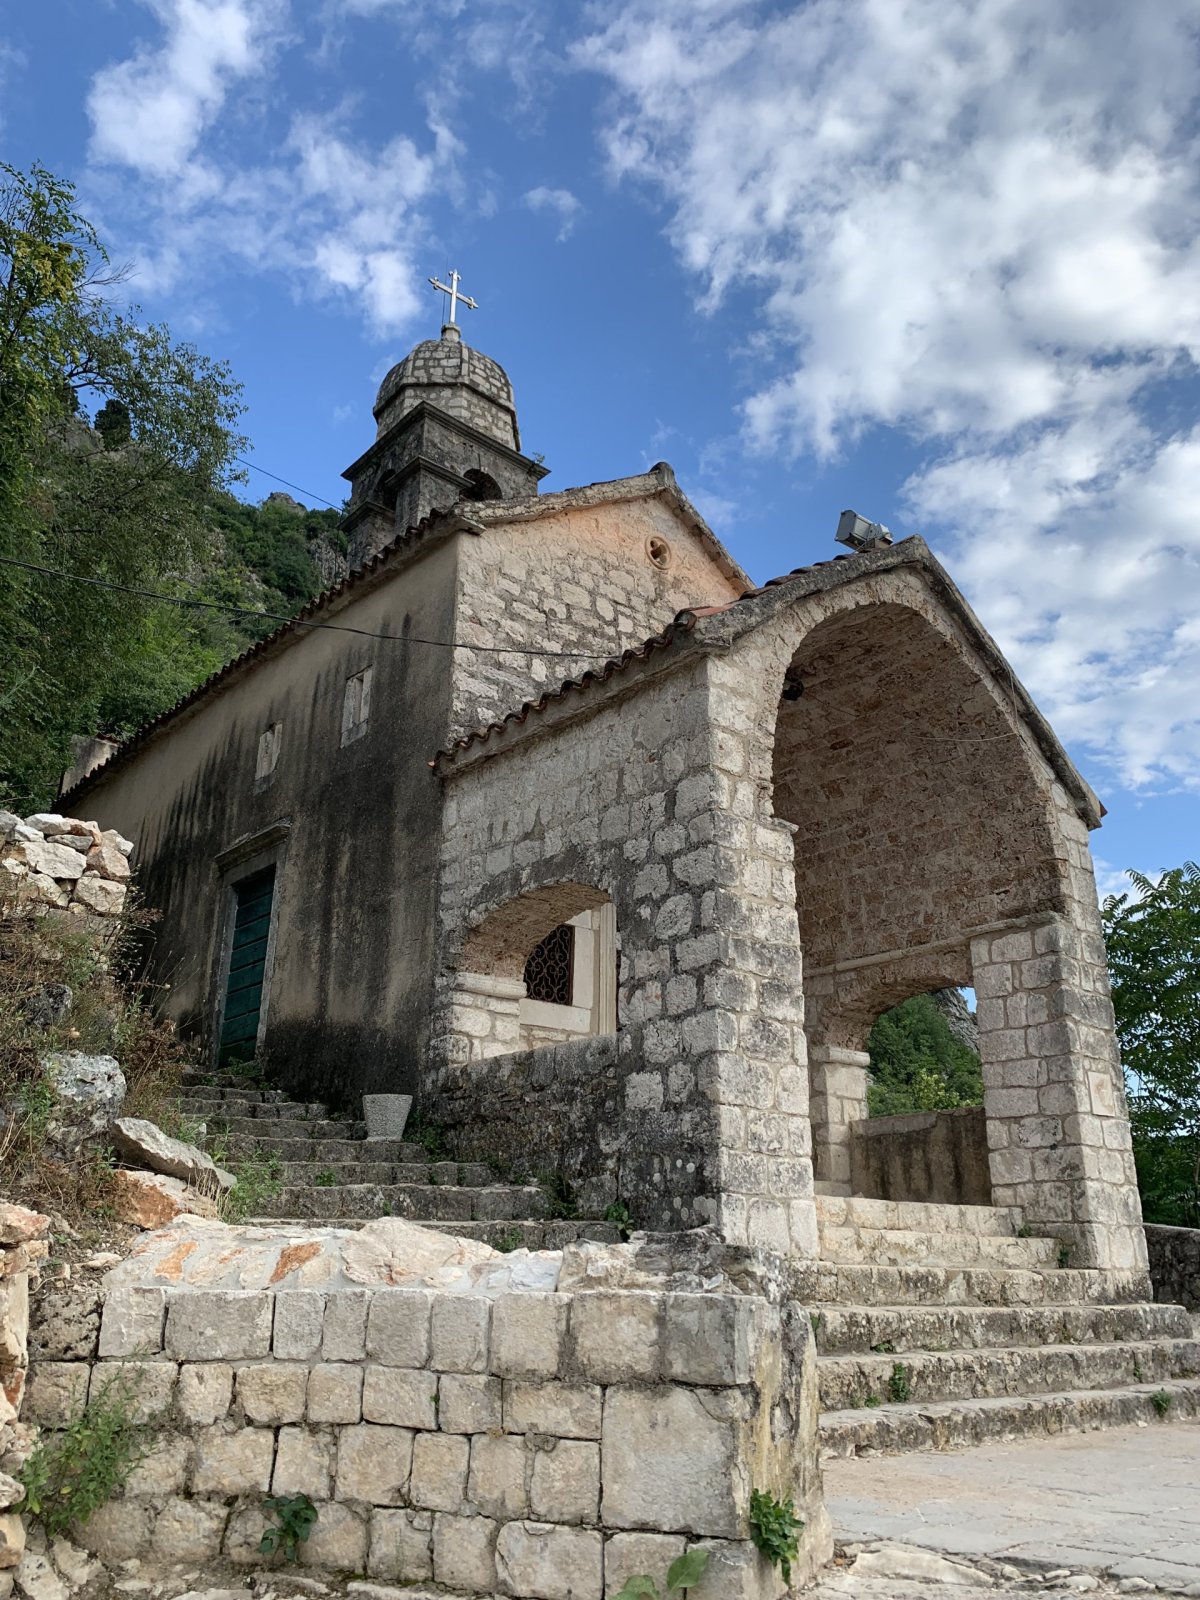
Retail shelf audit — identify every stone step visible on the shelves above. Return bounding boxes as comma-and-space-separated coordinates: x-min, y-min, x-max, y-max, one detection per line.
818, 1224, 1060, 1271
820, 1375, 1200, 1458
217, 1136, 429, 1164
811, 1299, 1194, 1355
251, 1182, 554, 1223
183, 1096, 337, 1121
207, 1113, 367, 1140
818, 1338, 1200, 1410
791, 1261, 1147, 1307
814, 1195, 1024, 1237
177, 1081, 293, 1105
275, 1160, 496, 1187
243, 1217, 622, 1250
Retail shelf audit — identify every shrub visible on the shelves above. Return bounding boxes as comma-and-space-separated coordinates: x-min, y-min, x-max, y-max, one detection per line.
17, 1369, 149, 1535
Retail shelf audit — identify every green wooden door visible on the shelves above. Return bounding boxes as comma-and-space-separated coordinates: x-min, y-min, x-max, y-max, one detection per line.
219, 866, 276, 1063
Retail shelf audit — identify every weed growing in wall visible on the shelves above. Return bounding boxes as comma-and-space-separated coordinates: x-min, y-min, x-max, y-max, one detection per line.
888, 1362, 912, 1403
1151, 1389, 1173, 1417
214, 1147, 283, 1222
259, 1493, 318, 1561
611, 1549, 709, 1599
17, 1369, 149, 1536
604, 1201, 632, 1240
749, 1489, 805, 1585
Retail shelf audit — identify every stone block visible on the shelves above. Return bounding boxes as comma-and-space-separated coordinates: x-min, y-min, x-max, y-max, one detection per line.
570, 1291, 663, 1383
94, 1358, 176, 1423
273, 1427, 334, 1500
437, 1372, 501, 1433
688, 1539, 777, 1600
165, 1292, 272, 1360
97, 1287, 166, 1357
468, 1433, 529, 1519
74, 1501, 151, 1564
336, 1424, 415, 1506
362, 1365, 437, 1429
662, 1295, 757, 1386
365, 1291, 430, 1367
148, 1498, 228, 1564
430, 1294, 490, 1371
236, 1362, 308, 1425
605, 1532, 688, 1594
363, 1094, 413, 1139
273, 1291, 325, 1359
530, 1438, 600, 1524
124, 1433, 190, 1496
492, 1292, 567, 1378
177, 1362, 233, 1425
223, 1503, 272, 1566
495, 1520, 603, 1600
323, 1289, 372, 1361
191, 1426, 276, 1496
21, 1364, 89, 1428
505, 1379, 603, 1439
368, 1507, 434, 1582
409, 1431, 469, 1512
0, 1517, 22, 1572
299, 1503, 369, 1573
308, 1362, 363, 1424
602, 1386, 745, 1536
432, 1511, 498, 1593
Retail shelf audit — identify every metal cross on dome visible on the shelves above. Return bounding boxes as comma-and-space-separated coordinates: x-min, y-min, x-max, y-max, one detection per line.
428, 268, 478, 325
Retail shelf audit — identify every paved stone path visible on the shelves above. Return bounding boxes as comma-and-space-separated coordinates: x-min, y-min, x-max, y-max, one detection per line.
824, 1418, 1200, 1590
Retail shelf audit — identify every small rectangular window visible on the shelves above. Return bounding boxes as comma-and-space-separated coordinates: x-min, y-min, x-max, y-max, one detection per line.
342, 667, 373, 746
255, 722, 282, 783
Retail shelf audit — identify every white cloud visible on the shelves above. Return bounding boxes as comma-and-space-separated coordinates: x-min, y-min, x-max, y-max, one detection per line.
524, 184, 582, 241
87, 0, 285, 179
578, 0, 1200, 792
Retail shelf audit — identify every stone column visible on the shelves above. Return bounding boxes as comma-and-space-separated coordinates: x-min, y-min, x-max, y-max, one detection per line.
972, 916, 1147, 1277
808, 1045, 870, 1194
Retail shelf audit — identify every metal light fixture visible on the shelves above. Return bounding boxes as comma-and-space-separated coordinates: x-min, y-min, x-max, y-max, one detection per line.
835, 509, 893, 552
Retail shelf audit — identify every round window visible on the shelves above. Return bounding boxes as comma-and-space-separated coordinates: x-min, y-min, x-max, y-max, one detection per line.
646, 534, 673, 570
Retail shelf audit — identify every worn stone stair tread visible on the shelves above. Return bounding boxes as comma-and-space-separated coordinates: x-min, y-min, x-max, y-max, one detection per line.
274, 1160, 497, 1186
252, 1180, 554, 1223
817, 1337, 1200, 1409
817, 1223, 1060, 1270
812, 1300, 1195, 1353
206, 1113, 367, 1139
240, 1216, 622, 1245
819, 1375, 1200, 1457
218, 1136, 430, 1163
814, 1195, 1025, 1237
791, 1262, 1146, 1307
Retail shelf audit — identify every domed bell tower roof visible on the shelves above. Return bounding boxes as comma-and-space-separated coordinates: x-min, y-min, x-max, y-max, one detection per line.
342, 285, 548, 570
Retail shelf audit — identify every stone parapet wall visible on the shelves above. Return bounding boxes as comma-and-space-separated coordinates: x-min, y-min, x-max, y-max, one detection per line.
849, 1106, 993, 1208
0, 812, 133, 916
26, 1280, 829, 1598
1145, 1225, 1200, 1312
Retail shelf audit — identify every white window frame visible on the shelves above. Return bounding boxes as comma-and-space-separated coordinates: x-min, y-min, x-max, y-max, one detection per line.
342, 666, 373, 746
519, 904, 617, 1037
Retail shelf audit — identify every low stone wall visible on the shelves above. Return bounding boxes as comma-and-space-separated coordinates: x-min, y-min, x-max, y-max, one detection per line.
849, 1105, 992, 1208
429, 1033, 719, 1231
0, 1203, 50, 1574
26, 1279, 829, 1598
1145, 1224, 1200, 1312
0, 812, 132, 916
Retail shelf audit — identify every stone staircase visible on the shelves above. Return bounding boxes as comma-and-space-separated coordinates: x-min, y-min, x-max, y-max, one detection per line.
801, 1195, 1200, 1457
176, 1070, 620, 1249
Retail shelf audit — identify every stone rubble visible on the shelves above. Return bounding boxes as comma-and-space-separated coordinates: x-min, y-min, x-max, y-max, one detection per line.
0, 813, 132, 918
0, 1203, 50, 1584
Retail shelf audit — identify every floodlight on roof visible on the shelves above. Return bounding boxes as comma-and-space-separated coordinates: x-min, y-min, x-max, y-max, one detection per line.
836, 509, 893, 552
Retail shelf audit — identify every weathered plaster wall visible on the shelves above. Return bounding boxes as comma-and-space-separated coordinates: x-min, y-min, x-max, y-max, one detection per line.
26, 1281, 830, 1598
62, 539, 461, 1110
452, 492, 744, 734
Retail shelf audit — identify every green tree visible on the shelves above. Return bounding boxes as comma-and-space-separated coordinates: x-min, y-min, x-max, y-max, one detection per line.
1103, 864, 1200, 1227
0, 161, 248, 808
866, 993, 984, 1117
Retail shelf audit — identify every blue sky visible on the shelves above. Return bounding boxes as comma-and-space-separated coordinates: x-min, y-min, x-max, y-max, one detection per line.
4, 0, 1199, 889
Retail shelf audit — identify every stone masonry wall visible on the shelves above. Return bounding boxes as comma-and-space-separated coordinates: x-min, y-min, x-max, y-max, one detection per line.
433, 644, 819, 1256
450, 491, 743, 737
26, 1282, 830, 1598
0, 1204, 50, 1579
1, 812, 133, 916
1145, 1225, 1200, 1312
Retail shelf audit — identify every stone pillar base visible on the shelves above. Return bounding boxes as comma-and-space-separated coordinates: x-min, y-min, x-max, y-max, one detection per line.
809, 1044, 870, 1195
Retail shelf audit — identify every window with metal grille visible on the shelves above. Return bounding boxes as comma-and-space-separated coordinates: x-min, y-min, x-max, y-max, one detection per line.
524, 924, 575, 1006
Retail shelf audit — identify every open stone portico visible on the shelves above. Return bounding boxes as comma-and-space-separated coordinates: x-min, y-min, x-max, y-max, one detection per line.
430, 544, 1146, 1282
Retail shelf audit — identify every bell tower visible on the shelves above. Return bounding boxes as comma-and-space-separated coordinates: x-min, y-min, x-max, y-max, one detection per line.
341, 320, 549, 569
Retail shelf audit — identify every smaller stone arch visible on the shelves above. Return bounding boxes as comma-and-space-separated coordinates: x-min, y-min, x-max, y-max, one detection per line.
445, 883, 617, 1063
462, 467, 503, 502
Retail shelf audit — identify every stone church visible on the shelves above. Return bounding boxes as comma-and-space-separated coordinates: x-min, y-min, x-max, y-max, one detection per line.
62, 314, 1147, 1280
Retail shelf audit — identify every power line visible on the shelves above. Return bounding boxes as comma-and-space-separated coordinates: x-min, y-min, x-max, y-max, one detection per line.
0, 556, 621, 660
232, 456, 342, 510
